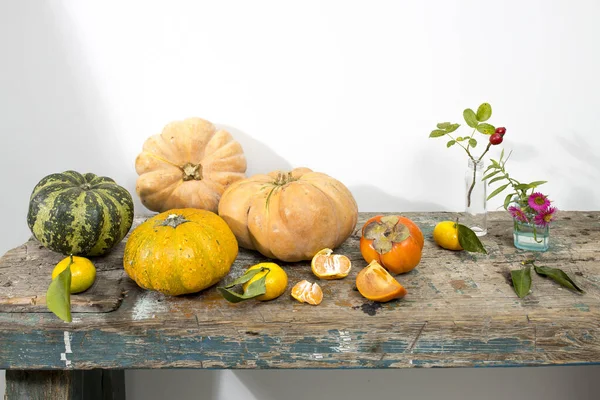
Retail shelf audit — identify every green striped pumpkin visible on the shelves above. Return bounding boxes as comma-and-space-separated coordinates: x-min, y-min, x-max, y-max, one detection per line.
27, 171, 134, 256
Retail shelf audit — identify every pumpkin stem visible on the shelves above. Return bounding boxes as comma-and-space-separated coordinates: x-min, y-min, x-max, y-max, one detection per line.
158, 214, 191, 228
274, 171, 295, 186
181, 163, 202, 181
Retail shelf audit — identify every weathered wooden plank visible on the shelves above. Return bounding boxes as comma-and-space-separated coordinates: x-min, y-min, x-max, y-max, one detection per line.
0, 240, 128, 313
4, 369, 125, 400
0, 211, 598, 369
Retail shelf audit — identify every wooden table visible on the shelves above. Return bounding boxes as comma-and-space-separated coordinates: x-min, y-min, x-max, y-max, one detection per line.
1, 212, 599, 399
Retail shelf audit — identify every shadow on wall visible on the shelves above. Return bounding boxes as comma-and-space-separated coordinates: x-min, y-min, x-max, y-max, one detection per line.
0, 2, 120, 252
218, 124, 293, 176
349, 184, 447, 213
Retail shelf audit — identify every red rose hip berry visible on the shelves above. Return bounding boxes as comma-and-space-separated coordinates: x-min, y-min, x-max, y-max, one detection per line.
490, 133, 503, 145
495, 127, 506, 136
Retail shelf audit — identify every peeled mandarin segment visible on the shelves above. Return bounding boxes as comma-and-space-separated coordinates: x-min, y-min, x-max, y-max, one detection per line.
291, 280, 323, 305
311, 249, 352, 279
356, 261, 407, 302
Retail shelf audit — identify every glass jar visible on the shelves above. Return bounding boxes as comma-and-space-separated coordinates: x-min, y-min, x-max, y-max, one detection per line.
513, 219, 550, 251
464, 159, 487, 236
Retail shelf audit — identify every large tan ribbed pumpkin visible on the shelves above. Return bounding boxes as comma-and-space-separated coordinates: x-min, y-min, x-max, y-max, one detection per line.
218, 167, 358, 262
135, 118, 247, 213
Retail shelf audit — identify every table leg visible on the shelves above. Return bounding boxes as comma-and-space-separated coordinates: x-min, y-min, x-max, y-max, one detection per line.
5, 370, 125, 400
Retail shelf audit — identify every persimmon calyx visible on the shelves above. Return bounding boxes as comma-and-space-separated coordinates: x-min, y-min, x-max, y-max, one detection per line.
363, 216, 410, 254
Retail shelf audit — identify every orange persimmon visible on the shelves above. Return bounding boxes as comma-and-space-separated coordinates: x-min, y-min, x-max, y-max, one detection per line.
355, 260, 407, 302
359, 215, 423, 274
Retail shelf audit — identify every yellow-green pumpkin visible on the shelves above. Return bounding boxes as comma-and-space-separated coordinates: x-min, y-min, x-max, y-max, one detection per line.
123, 209, 238, 296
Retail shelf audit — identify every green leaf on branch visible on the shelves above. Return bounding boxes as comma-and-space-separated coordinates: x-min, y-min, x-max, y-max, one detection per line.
528, 181, 547, 188
217, 267, 269, 303
463, 109, 478, 128
456, 136, 464, 141
476, 103, 492, 122
482, 170, 500, 181
457, 224, 487, 254
503, 193, 514, 210
430, 129, 446, 138
511, 266, 532, 298
476, 123, 496, 135
46, 263, 72, 323
447, 140, 456, 148
534, 265, 584, 293
437, 122, 451, 129
488, 175, 506, 185
487, 183, 509, 200
469, 138, 477, 148
445, 123, 460, 133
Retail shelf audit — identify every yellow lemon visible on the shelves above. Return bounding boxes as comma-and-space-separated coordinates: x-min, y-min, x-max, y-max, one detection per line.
433, 221, 463, 251
52, 256, 97, 294
242, 262, 288, 301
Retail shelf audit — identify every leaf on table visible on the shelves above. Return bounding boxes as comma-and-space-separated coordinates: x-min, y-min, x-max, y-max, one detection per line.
46, 265, 72, 323
511, 266, 532, 298
457, 224, 487, 254
217, 267, 269, 303
534, 265, 584, 293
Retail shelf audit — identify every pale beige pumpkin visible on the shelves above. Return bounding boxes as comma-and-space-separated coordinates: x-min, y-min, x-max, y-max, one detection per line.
218, 168, 358, 262
135, 118, 247, 213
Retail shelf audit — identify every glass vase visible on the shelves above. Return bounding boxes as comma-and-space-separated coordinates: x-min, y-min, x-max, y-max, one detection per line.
513, 219, 550, 252
464, 159, 487, 236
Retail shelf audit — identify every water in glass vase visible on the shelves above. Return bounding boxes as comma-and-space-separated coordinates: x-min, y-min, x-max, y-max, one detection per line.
513, 220, 550, 251
464, 159, 487, 236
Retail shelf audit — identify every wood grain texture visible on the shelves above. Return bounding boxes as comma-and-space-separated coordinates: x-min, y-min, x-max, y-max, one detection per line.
4, 370, 125, 400
0, 211, 599, 370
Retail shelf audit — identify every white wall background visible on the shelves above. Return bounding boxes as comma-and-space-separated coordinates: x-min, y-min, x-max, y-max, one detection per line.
2, 0, 600, 398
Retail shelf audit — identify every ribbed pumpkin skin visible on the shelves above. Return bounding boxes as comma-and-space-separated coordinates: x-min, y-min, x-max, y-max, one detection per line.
27, 171, 134, 256
123, 209, 238, 296
218, 168, 358, 262
135, 118, 247, 213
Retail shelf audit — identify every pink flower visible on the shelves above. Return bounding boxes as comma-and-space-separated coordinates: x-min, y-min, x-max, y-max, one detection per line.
508, 206, 529, 223
534, 206, 557, 227
528, 192, 551, 212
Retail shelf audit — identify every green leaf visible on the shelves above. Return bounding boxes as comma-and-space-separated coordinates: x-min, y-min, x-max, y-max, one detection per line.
437, 122, 451, 129
468, 138, 477, 148
446, 140, 456, 148
429, 130, 446, 138
503, 193, 514, 210
487, 183, 509, 200
46, 264, 72, 323
222, 268, 265, 287
482, 170, 501, 181
500, 148, 505, 162
217, 267, 270, 303
534, 265, 584, 293
488, 175, 506, 185
514, 183, 531, 191
511, 266, 532, 298
457, 224, 487, 254
490, 159, 500, 167
528, 181, 547, 188
476, 123, 496, 135
445, 123, 460, 133
463, 109, 478, 128
456, 136, 467, 141
476, 103, 492, 122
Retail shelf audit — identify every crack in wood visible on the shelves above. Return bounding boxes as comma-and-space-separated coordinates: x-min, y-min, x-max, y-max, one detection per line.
406, 321, 428, 353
